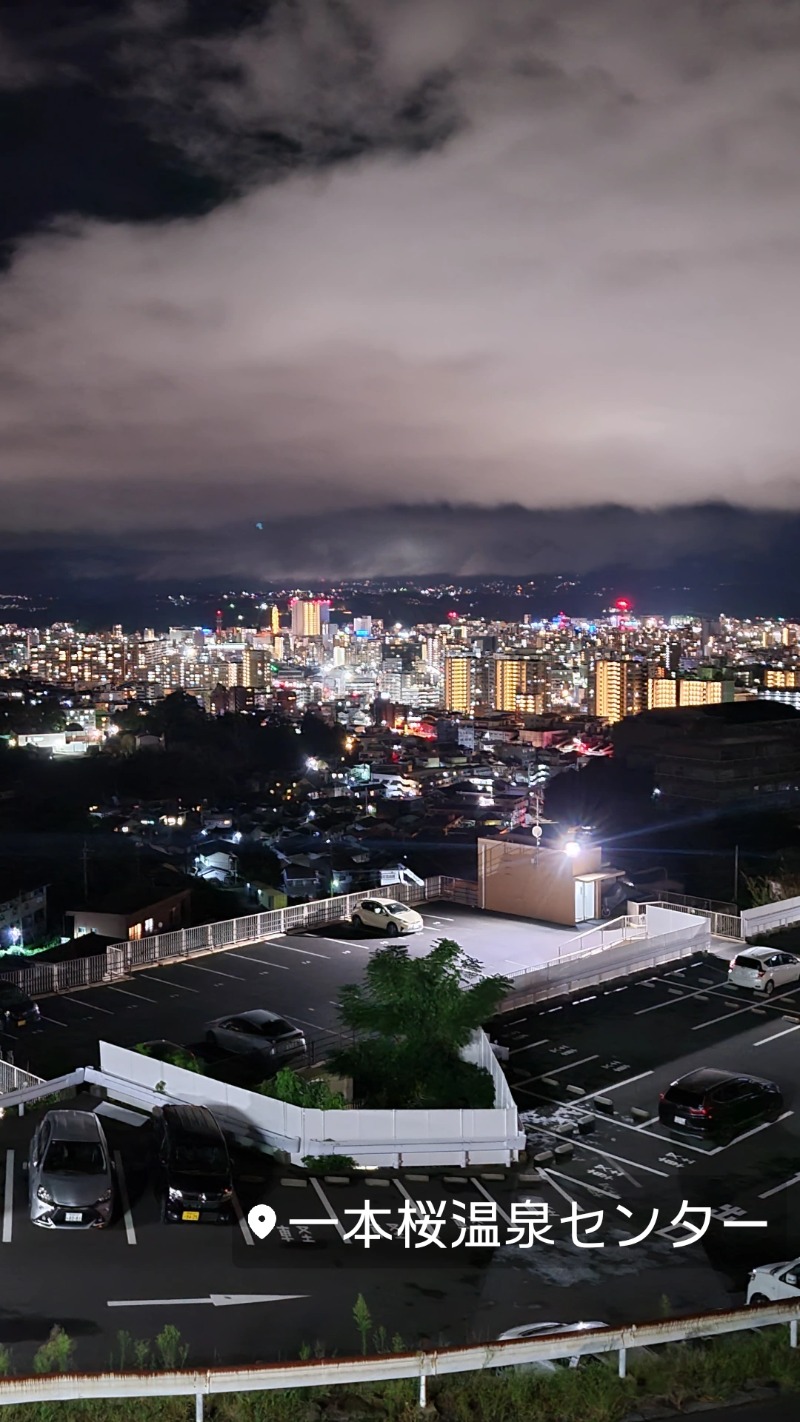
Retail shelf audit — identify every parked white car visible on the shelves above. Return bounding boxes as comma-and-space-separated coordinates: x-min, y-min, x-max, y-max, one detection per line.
350, 898, 424, 936
728, 947, 800, 995
747, 1258, 800, 1305
495, 1321, 609, 1372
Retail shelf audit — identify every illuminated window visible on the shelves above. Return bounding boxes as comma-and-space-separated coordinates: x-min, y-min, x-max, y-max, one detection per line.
128, 923, 142, 940
144, 918, 154, 934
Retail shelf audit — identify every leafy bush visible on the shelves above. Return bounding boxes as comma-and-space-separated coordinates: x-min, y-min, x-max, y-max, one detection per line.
258, 1068, 346, 1110
135, 1043, 204, 1074
301, 1154, 356, 1173
32, 1326, 74, 1375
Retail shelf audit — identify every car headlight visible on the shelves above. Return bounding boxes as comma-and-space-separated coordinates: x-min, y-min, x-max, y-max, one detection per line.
37, 1187, 53, 1203
168, 1187, 183, 1200
97, 1189, 113, 1204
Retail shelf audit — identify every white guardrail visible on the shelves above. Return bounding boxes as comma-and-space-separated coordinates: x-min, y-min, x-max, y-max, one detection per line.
0, 1303, 797, 1414
501, 906, 710, 1010
0, 876, 479, 1001
741, 892, 800, 937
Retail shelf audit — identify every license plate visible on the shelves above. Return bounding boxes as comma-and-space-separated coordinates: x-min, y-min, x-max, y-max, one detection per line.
675, 1116, 686, 1125
182, 1210, 200, 1222
16, 1020, 25, 1028
65, 1212, 82, 1222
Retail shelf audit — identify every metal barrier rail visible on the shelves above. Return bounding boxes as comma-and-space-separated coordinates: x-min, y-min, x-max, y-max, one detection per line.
0, 1059, 44, 1095
499, 924, 709, 1011
643, 900, 742, 942
0, 1301, 797, 1414
0, 877, 452, 1001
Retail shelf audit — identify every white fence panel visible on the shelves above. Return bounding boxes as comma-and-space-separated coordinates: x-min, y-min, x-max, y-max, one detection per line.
97, 1033, 525, 1168
741, 894, 800, 937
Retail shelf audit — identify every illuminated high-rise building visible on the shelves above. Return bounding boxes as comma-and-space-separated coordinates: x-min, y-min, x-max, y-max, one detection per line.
592, 658, 646, 723
444, 653, 475, 714
290, 599, 322, 638
493, 655, 548, 714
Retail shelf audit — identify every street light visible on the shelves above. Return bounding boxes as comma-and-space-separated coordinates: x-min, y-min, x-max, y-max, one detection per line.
563, 839, 581, 858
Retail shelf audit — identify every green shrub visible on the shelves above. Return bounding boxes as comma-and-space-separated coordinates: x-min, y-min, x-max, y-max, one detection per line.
31, 1326, 74, 1375
259, 1068, 346, 1110
301, 1154, 356, 1173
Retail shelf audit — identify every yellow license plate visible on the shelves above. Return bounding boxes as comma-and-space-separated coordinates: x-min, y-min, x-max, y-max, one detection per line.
182, 1210, 200, 1222
16, 1021, 25, 1028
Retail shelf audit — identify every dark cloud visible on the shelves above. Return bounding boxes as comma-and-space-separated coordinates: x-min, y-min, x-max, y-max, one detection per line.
1, 2, 800, 571
0, 501, 786, 585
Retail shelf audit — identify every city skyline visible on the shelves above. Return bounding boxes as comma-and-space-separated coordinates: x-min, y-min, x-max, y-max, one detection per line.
3, 3, 800, 588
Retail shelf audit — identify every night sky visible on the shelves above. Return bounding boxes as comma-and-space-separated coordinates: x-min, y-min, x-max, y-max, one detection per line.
3, 1, 800, 598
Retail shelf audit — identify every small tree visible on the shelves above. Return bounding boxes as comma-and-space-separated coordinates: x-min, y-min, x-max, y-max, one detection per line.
32, 1327, 73, 1375
329, 939, 510, 1109
353, 1294, 372, 1355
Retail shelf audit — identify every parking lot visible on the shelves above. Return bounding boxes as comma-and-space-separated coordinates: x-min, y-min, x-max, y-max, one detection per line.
0, 902, 574, 1082
488, 951, 800, 1307
3, 907, 798, 1368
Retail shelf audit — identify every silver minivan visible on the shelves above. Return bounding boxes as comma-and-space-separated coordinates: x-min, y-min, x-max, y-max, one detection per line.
27, 1110, 114, 1229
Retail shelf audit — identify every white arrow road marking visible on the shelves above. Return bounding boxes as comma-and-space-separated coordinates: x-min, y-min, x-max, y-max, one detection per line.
108, 1294, 309, 1308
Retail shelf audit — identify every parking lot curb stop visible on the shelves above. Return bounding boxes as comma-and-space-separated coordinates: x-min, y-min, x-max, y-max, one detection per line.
533, 1151, 553, 1165
566, 1084, 585, 1096
281, 1178, 308, 1188
595, 1097, 614, 1114
554, 1143, 574, 1159
323, 1176, 351, 1186
630, 1107, 650, 1122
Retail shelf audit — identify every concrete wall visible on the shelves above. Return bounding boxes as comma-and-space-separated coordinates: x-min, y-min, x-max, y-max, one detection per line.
478, 838, 602, 926
98, 1034, 524, 1169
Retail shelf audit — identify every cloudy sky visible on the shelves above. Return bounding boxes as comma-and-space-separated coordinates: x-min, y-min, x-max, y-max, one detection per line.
2, 0, 800, 585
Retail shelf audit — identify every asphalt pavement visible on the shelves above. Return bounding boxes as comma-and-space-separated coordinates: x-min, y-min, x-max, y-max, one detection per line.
1, 905, 798, 1379
0, 902, 577, 1080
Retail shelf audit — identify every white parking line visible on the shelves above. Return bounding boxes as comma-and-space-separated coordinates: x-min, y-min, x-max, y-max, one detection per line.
604, 1117, 713, 1154
471, 1177, 511, 1225
509, 1038, 550, 1056
760, 1171, 800, 1200
565, 1070, 654, 1104
114, 1151, 136, 1245
310, 1178, 347, 1239
543, 1167, 620, 1201
708, 1110, 792, 1154
270, 942, 331, 960
136, 974, 200, 994
515, 1054, 599, 1087
692, 1002, 765, 1030
2, 1150, 13, 1244
232, 1192, 254, 1246
107, 986, 157, 1004
754, 1024, 800, 1046
40, 1014, 68, 1027
68, 997, 115, 1016
228, 953, 290, 971
422, 915, 454, 922
636, 1116, 659, 1129
536, 1169, 576, 1208
527, 1125, 668, 1177
182, 963, 246, 981
635, 985, 716, 1016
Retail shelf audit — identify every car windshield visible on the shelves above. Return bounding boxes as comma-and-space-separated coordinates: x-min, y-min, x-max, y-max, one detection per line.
665, 1084, 706, 1106
173, 1144, 228, 1174
255, 1018, 293, 1037
44, 1141, 105, 1174
0, 986, 27, 1008
383, 902, 408, 914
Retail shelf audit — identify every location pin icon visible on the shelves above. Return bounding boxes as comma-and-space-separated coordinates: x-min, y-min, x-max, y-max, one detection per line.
247, 1204, 277, 1240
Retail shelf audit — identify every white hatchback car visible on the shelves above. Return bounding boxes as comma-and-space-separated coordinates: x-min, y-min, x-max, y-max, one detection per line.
728, 947, 800, 995
495, 1321, 609, 1373
350, 898, 424, 936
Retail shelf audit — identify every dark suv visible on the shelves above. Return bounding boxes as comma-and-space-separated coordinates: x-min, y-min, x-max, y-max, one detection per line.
0, 981, 40, 1030
153, 1104, 234, 1225
658, 1068, 782, 1138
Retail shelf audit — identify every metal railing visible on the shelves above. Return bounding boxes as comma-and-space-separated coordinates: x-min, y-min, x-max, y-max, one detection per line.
0, 1058, 44, 1096
644, 899, 743, 942
499, 918, 710, 1012
0, 877, 446, 1002
0, 1302, 796, 1414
